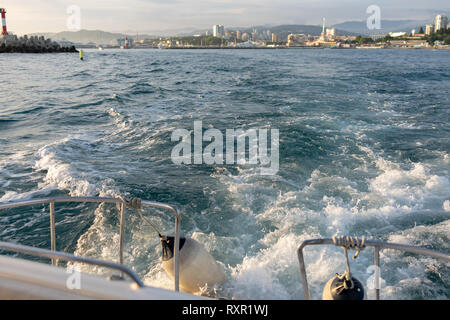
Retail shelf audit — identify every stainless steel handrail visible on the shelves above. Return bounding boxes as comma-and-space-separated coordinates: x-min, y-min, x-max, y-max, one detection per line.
0, 196, 181, 291
0, 241, 145, 287
297, 238, 450, 300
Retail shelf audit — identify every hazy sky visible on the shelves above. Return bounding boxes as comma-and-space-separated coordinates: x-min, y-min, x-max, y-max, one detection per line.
1, 0, 448, 35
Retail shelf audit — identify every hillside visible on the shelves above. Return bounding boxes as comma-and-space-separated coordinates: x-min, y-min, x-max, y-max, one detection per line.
28, 30, 155, 45
332, 19, 431, 35
28, 24, 360, 45
235, 24, 358, 38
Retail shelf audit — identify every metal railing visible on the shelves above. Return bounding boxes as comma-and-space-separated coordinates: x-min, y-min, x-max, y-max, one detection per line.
0, 241, 145, 287
0, 196, 181, 291
297, 238, 450, 300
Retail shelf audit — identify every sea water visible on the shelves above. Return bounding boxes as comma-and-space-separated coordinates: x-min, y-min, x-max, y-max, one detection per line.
0, 49, 449, 299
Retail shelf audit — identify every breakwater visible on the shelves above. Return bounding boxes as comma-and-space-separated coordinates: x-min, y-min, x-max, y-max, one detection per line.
0, 35, 77, 53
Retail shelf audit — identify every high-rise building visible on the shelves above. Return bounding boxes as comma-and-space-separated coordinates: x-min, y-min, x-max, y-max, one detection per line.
287, 34, 296, 46
213, 25, 225, 38
236, 30, 242, 40
425, 24, 434, 35
272, 33, 280, 43
251, 29, 259, 41
435, 14, 448, 31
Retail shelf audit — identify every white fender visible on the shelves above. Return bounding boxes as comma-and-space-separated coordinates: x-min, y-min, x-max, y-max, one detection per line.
322, 277, 335, 300
161, 237, 227, 293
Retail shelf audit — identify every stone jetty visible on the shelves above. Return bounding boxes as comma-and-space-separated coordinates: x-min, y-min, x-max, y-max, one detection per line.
0, 35, 77, 53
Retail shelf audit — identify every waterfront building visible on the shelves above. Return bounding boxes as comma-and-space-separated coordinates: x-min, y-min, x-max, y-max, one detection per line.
326, 28, 336, 40
308, 18, 339, 46
287, 33, 306, 46
213, 25, 225, 38
251, 29, 259, 41
435, 14, 448, 31
287, 34, 295, 45
390, 39, 428, 48
117, 37, 134, 47
371, 34, 386, 41
272, 33, 280, 43
241, 32, 249, 41
425, 24, 434, 35
236, 30, 242, 40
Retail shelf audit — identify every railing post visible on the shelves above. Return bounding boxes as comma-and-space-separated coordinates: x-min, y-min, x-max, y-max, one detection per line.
49, 201, 56, 266
0, 197, 188, 291
297, 246, 311, 300
119, 202, 126, 278
374, 246, 380, 300
174, 213, 180, 292
0, 241, 145, 288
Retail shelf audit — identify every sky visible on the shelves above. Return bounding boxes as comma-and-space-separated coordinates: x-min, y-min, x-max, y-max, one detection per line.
1, 0, 449, 35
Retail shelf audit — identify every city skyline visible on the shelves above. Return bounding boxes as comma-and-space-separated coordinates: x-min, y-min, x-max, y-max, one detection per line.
1, 0, 449, 35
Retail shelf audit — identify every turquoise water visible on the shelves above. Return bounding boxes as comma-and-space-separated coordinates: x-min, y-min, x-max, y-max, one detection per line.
0, 49, 449, 299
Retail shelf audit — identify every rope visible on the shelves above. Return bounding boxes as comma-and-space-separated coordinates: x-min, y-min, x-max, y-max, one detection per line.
119, 196, 142, 209
332, 236, 366, 291
119, 196, 162, 237
137, 208, 162, 238
332, 235, 366, 259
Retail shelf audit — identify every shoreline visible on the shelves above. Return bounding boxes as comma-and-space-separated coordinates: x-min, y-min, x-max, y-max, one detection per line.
84, 46, 450, 51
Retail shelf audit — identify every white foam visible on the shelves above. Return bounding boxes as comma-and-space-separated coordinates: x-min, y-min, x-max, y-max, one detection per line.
205, 146, 450, 299
34, 145, 96, 196
33, 136, 120, 197
443, 200, 450, 212
16, 127, 449, 300
380, 220, 450, 299
226, 233, 303, 299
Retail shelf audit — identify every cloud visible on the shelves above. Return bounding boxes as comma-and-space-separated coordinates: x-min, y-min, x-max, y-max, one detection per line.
2, 0, 448, 34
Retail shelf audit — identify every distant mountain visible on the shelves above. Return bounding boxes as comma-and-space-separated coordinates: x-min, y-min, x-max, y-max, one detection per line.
332, 20, 431, 35
135, 24, 359, 38
28, 30, 156, 45
27, 25, 359, 44
232, 24, 359, 37
124, 27, 203, 37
